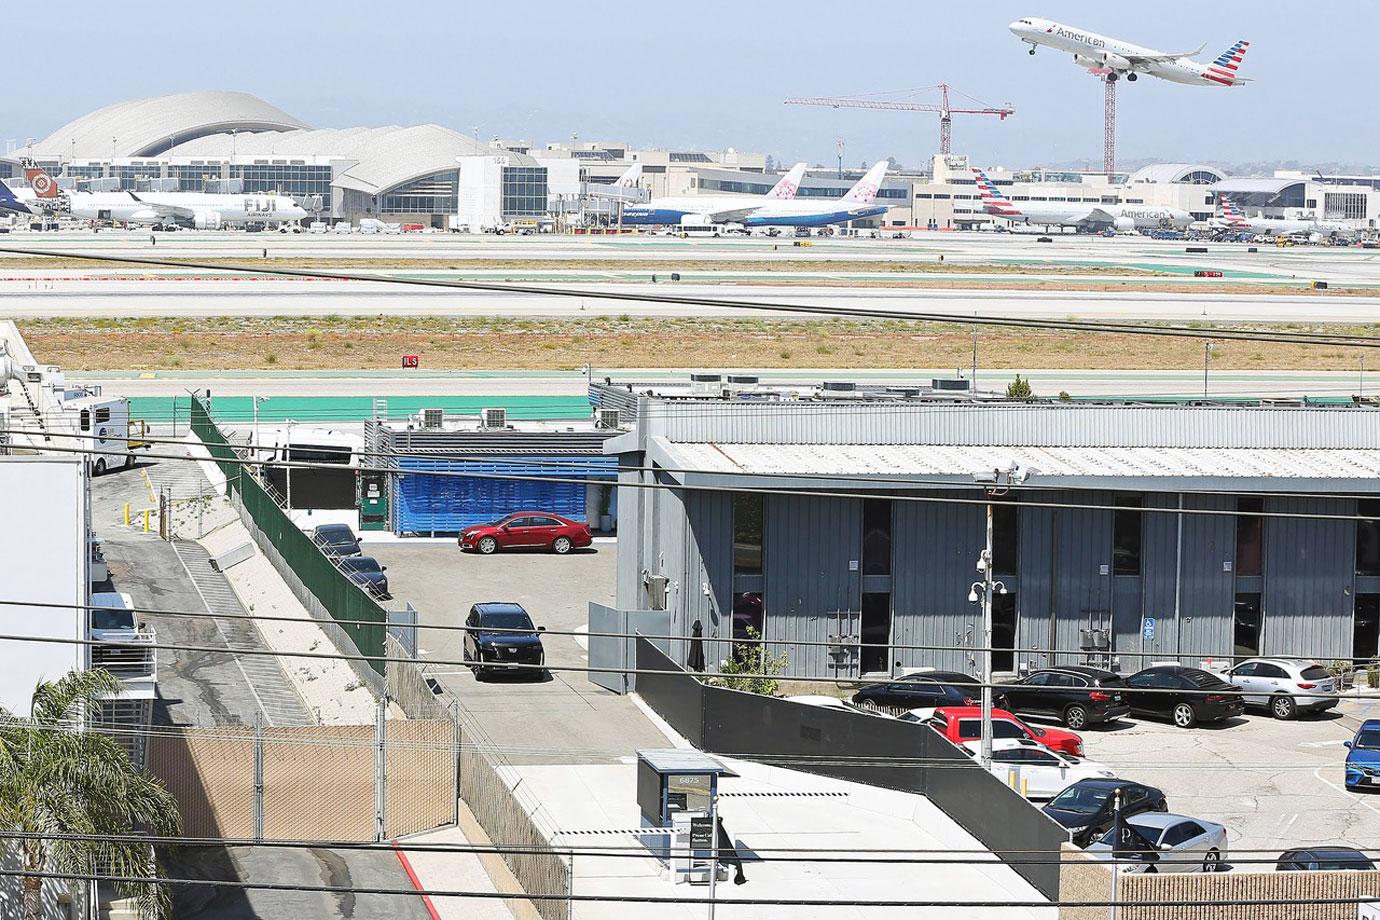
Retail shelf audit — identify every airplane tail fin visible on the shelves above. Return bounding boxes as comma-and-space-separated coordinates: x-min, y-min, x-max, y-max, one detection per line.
612, 162, 642, 189
1205, 40, 1250, 84
0, 181, 32, 214
765, 162, 806, 200
1218, 193, 1249, 226
22, 162, 60, 199
972, 167, 1022, 217
841, 161, 888, 205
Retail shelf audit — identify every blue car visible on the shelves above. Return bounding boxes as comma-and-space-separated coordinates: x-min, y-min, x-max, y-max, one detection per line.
1344, 719, 1380, 790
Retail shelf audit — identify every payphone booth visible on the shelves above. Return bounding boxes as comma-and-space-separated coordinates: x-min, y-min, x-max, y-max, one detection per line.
358, 469, 389, 532
636, 749, 736, 885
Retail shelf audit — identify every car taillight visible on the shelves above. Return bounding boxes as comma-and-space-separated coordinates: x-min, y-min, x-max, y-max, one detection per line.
1296, 683, 1317, 690
1089, 691, 1110, 702
1071, 742, 1084, 757
963, 697, 974, 706
1205, 694, 1229, 703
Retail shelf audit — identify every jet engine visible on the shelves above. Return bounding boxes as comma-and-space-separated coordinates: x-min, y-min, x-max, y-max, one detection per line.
1075, 51, 1131, 73
1112, 216, 1135, 232
193, 211, 223, 230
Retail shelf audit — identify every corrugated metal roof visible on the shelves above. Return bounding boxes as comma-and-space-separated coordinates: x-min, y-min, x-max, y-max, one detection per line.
660, 441, 1380, 481
1127, 163, 1223, 184
17, 92, 307, 159
1209, 177, 1304, 195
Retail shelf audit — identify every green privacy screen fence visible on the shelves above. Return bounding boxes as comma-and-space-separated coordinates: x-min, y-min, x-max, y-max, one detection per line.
191, 394, 386, 674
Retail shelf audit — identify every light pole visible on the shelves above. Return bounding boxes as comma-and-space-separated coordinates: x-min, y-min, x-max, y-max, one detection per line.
252, 396, 270, 458
284, 417, 295, 510
969, 462, 1031, 770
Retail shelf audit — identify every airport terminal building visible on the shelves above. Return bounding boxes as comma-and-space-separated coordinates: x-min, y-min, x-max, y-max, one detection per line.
602, 381, 1380, 678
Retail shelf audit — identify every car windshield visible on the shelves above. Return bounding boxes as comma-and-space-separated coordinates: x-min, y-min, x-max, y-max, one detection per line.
92, 608, 134, 631
1047, 784, 1112, 815
1354, 729, 1380, 750
340, 559, 379, 573
479, 611, 535, 632
1308, 852, 1373, 870
317, 529, 354, 546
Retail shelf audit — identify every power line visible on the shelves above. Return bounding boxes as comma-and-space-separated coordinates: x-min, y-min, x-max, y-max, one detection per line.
3, 245, 1380, 349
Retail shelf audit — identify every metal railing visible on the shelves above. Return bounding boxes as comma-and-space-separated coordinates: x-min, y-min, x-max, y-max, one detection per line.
92, 627, 157, 681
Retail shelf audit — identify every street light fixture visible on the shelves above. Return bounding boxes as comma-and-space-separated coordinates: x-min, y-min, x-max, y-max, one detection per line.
969, 462, 1033, 771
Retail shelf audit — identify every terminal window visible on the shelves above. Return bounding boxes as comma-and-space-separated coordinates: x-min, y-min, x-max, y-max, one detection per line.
501, 167, 547, 216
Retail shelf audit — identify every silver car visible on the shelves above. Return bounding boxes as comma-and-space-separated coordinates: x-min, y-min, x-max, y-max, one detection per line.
1086, 813, 1228, 873
1226, 658, 1339, 719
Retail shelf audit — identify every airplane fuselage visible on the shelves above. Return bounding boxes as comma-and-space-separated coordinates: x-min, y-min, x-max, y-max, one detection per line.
64, 191, 305, 227
1011, 19, 1247, 87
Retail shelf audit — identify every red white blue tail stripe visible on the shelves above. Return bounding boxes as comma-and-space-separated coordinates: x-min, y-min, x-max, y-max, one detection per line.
972, 168, 1022, 218
1203, 40, 1249, 85
1218, 193, 1250, 228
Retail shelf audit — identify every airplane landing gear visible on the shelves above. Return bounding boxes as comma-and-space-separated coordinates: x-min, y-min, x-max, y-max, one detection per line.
1106, 71, 1118, 82
1127, 72, 1138, 81
1028, 45, 1036, 55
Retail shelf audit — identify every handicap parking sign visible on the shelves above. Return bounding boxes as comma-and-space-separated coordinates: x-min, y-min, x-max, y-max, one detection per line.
1142, 617, 1156, 641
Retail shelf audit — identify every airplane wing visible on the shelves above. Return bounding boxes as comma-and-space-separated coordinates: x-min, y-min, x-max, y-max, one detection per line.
127, 193, 192, 219
1066, 208, 1107, 224
704, 206, 762, 223
1123, 43, 1204, 64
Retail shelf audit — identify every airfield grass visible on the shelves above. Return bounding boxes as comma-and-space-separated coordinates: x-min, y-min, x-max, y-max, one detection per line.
19, 315, 1378, 373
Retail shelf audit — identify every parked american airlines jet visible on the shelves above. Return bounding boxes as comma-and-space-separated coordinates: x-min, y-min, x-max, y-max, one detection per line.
621, 162, 806, 226
973, 168, 1191, 231
742, 161, 891, 228
1010, 18, 1250, 86
1216, 194, 1349, 237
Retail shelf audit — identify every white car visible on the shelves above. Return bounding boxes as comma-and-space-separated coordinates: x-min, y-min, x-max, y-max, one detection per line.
1086, 813, 1229, 873
1224, 658, 1339, 719
959, 738, 1115, 800
89, 591, 137, 642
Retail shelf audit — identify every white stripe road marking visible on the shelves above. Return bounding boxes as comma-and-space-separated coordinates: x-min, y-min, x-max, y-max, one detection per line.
1313, 766, 1380, 820
1299, 739, 1349, 748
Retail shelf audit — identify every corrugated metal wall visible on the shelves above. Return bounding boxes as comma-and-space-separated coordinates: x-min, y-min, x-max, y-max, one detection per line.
1175, 494, 1237, 662
682, 489, 733, 670
392, 456, 615, 534
892, 492, 985, 674
763, 495, 862, 679
1263, 496, 1355, 660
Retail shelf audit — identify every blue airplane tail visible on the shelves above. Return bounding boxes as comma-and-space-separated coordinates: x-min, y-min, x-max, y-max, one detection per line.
0, 181, 32, 214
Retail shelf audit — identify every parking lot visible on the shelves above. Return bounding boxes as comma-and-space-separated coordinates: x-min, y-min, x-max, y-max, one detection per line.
1017, 695, 1380, 867
366, 540, 669, 764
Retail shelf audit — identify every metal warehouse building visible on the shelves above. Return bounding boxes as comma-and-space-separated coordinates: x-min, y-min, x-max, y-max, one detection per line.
605, 389, 1380, 678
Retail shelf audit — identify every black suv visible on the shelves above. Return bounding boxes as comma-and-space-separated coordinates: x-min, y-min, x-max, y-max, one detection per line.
1042, 778, 1168, 847
338, 556, 389, 600
851, 671, 978, 713
1276, 846, 1376, 871
996, 666, 1131, 729
1122, 666, 1245, 728
311, 523, 361, 559
463, 603, 546, 679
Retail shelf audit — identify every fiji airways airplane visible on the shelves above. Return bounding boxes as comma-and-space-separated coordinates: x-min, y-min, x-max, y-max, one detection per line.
1010, 17, 1251, 86
1216, 194, 1349, 237
621, 162, 806, 226
742, 161, 891, 228
973, 168, 1191, 231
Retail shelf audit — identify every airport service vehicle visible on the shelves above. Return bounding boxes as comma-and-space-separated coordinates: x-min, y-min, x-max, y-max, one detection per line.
463, 603, 546, 678
458, 512, 592, 555
1122, 666, 1245, 728
1344, 719, 1380, 790
959, 739, 1115, 800
973, 168, 1192, 232
995, 666, 1130, 729
1224, 658, 1338, 719
89, 591, 137, 643
1215, 194, 1351, 238
740, 161, 891, 228
925, 706, 1084, 757
1276, 847, 1377, 872
1041, 779, 1168, 847
621, 162, 806, 226
851, 671, 977, 712
63, 393, 150, 474
337, 556, 389, 600
311, 523, 362, 559
1010, 17, 1251, 87
1087, 813, 1228, 873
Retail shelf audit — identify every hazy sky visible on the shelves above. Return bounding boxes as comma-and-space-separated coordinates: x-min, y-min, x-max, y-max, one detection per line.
5, 1, 1365, 170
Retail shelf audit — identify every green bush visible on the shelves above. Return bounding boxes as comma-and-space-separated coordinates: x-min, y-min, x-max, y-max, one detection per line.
1006, 374, 1033, 399
711, 627, 788, 696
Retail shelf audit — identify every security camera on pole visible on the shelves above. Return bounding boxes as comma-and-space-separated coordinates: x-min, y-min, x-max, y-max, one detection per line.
969, 462, 1031, 771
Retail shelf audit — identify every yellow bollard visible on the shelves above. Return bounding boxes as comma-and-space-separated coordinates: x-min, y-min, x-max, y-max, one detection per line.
143, 509, 150, 534
123, 502, 130, 526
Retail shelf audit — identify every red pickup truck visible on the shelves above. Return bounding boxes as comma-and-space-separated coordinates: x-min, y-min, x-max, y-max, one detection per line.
925, 706, 1085, 758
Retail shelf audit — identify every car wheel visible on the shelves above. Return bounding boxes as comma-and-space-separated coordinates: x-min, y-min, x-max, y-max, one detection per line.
1172, 703, 1197, 728
1271, 695, 1297, 720
1202, 848, 1220, 872
858, 699, 882, 713
552, 536, 573, 555
477, 536, 498, 555
93, 458, 107, 476
1064, 704, 1089, 730
123, 453, 134, 469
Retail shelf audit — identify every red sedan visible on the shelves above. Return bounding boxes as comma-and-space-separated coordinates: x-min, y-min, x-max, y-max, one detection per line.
926, 706, 1085, 758
458, 512, 593, 555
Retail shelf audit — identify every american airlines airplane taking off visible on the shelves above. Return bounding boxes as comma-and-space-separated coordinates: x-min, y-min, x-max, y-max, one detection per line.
22, 163, 307, 228
1010, 18, 1250, 86
741, 161, 891, 228
973, 168, 1191, 231
621, 162, 806, 226
1216, 194, 1349, 237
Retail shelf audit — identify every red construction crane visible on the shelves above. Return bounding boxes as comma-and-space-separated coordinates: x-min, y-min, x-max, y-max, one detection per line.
784, 84, 1014, 155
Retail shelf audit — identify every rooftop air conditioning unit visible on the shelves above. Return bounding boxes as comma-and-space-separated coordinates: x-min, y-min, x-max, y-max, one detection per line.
820, 380, 859, 399
596, 407, 622, 429
725, 374, 759, 397
481, 407, 507, 430
931, 378, 971, 392
689, 372, 723, 397
421, 408, 444, 429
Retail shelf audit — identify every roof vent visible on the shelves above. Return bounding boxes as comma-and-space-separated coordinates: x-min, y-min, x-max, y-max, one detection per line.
480, 407, 507, 430
596, 407, 623, 429
820, 381, 859, 399
420, 408, 444, 429
689, 372, 723, 396
931, 378, 972, 392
